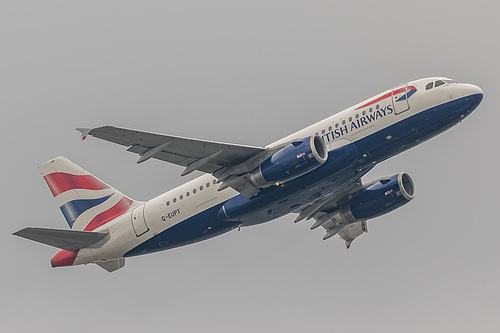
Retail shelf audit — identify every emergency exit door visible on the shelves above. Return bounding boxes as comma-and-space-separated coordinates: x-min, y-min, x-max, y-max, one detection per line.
131, 205, 149, 237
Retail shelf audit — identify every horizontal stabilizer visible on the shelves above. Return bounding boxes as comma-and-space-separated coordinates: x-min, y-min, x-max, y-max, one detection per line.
13, 227, 109, 251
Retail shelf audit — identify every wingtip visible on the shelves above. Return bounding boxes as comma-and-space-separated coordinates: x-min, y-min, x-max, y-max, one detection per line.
12, 228, 26, 237
76, 128, 91, 141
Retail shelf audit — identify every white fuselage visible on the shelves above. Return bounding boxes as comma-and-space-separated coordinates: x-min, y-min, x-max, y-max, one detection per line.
73, 78, 483, 265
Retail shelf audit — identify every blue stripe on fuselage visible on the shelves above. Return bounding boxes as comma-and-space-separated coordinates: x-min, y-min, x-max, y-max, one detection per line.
124, 93, 483, 256
124, 203, 239, 257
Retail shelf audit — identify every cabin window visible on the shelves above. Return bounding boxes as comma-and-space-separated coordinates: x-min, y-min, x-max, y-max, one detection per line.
193, 189, 197, 194
173, 198, 177, 203
426, 82, 433, 90
200, 185, 203, 191
335, 123, 339, 128
166, 201, 170, 206
369, 108, 373, 112
206, 182, 210, 188
342, 120, 346, 125
213, 180, 217, 185
349, 117, 352, 121
376, 104, 379, 110
180, 195, 183, 200
322, 129, 325, 134
355, 114, 359, 119
435, 80, 445, 87
328, 126, 332, 131
186, 192, 190, 197
362, 111, 366, 116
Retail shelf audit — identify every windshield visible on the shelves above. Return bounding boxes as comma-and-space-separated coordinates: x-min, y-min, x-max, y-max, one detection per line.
426, 78, 457, 90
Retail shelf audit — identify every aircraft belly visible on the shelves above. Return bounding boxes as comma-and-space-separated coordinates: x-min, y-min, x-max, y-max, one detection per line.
238, 172, 367, 226
123, 203, 239, 257
122, 94, 484, 258
218, 94, 483, 226
219, 141, 360, 224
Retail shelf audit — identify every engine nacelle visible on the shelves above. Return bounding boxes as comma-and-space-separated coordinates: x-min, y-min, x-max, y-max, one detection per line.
328, 173, 415, 225
250, 135, 327, 188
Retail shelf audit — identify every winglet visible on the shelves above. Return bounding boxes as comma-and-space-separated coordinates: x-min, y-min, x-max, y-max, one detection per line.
76, 128, 91, 140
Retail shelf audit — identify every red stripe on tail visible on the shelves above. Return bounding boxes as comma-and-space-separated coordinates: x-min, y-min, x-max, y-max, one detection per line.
84, 197, 133, 231
44, 172, 110, 197
51, 249, 79, 267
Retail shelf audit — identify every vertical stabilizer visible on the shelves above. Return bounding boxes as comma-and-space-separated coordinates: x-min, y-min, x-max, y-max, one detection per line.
39, 156, 142, 231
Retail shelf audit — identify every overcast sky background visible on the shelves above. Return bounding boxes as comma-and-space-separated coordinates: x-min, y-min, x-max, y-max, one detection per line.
2, 1, 499, 332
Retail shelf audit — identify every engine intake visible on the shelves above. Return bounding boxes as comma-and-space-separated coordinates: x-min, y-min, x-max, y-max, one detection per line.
250, 135, 327, 188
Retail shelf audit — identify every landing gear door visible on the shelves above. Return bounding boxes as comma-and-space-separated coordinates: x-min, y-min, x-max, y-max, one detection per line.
392, 84, 410, 114
131, 205, 149, 237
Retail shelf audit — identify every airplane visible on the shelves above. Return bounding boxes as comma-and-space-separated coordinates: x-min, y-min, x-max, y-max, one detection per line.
13, 77, 483, 272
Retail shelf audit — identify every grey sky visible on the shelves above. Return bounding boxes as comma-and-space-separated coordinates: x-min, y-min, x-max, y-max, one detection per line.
2, 1, 499, 332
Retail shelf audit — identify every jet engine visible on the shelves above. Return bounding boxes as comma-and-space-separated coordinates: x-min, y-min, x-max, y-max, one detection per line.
250, 135, 328, 188
348, 172, 415, 220
322, 172, 415, 227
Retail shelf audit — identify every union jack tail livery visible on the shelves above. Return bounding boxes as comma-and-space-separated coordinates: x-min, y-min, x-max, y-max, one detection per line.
13, 157, 143, 272
39, 156, 141, 231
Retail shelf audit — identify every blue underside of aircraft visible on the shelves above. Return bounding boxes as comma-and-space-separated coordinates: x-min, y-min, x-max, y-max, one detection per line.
124, 93, 483, 258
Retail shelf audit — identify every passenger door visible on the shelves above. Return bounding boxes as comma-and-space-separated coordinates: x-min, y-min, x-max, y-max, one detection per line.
392, 84, 410, 114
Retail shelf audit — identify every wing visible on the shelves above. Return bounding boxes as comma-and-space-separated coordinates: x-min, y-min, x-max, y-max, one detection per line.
78, 126, 274, 197
81, 126, 266, 173
294, 175, 368, 248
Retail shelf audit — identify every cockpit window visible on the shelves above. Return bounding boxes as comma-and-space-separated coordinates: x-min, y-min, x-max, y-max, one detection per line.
434, 80, 446, 88
426, 79, 456, 91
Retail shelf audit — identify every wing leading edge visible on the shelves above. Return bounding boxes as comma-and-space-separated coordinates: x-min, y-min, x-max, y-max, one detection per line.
78, 126, 271, 197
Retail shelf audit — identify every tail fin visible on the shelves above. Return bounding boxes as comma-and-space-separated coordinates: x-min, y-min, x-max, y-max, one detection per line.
39, 156, 141, 231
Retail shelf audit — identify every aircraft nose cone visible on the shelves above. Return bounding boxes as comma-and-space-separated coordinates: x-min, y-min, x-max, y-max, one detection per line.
462, 83, 483, 97
459, 83, 483, 116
